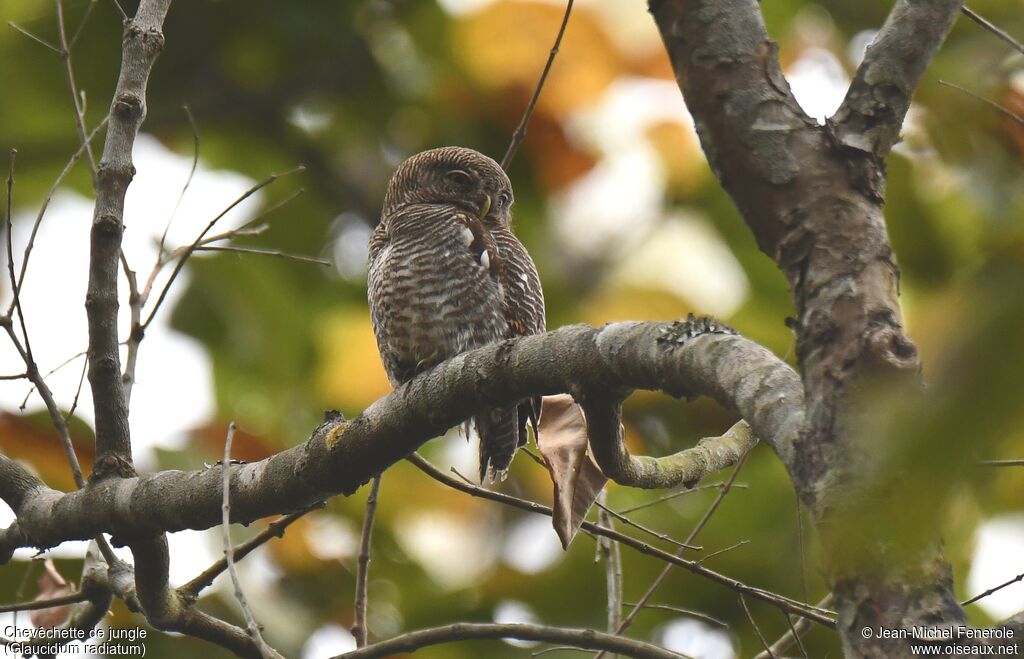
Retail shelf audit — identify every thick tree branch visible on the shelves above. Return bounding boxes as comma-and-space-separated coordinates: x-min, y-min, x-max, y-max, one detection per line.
333, 622, 687, 659
87, 0, 172, 477
0, 321, 802, 549
649, 1, 970, 657
833, 0, 965, 158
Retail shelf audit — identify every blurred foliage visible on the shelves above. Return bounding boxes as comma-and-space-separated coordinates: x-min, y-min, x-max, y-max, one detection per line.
1, 0, 1024, 658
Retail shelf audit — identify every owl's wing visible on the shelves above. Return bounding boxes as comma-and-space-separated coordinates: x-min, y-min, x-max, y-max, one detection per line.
491, 227, 546, 446
492, 228, 546, 337
368, 219, 388, 263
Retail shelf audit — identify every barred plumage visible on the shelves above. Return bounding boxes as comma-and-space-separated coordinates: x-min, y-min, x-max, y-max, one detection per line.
368, 147, 546, 481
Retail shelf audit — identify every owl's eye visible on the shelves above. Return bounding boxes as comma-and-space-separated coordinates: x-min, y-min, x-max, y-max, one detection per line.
497, 192, 512, 207
444, 169, 473, 187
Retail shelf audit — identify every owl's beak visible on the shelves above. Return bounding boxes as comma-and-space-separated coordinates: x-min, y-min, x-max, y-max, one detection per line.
478, 194, 492, 220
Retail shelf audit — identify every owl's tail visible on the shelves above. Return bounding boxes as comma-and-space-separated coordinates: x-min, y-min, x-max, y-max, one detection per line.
475, 405, 520, 483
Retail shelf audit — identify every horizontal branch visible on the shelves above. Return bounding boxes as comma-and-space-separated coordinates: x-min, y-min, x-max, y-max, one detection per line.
333, 623, 687, 659
0, 320, 803, 551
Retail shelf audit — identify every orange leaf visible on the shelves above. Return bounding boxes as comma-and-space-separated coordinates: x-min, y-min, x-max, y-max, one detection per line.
537, 394, 607, 549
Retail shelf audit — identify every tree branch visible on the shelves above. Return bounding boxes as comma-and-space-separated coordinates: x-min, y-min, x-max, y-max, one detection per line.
333, 623, 688, 659
87, 0, 173, 477
833, 0, 965, 158
1, 321, 803, 548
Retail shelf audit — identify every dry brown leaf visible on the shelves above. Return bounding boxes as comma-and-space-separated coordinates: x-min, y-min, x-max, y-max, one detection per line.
537, 394, 607, 549
30, 559, 74, 630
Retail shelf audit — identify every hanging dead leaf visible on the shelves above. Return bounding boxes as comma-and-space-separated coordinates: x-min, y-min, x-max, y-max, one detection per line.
537, 394, 607, 549
29, 559, 75, 630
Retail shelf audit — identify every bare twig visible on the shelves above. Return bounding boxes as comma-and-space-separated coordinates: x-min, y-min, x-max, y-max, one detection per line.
334, 622, 689, 659
56, 0, 98, 182
352, 474, 382, 648
69, 0, 98, 49
64, 353, 89, 422
596, 451, 751, 658
7, 22, 61, 55
142, 165, 305, 331
595, 499, 699, 549
12, 116, 108, 304
108, 0, 128, 21
157, 105, 200, 256
500, 0, 574, 170
696, 539, 749, 564
121, 251, 142, 403
754, 593, 832, 659
740, 594, 775, 659
0, 590, 90, 614
963, 572, 1024, 606
978, 459, 1024, 468
615, 481, 748, 516
939, 80, 1024, 126
597, 491, 623, 641
622, 602, 727, 629
6, 150, 33, 360
409, 454, 834, 628
961, 6, 1024, 56
18, 349, 87, 409
180, 502, 323, 599
194, 244, 330, 266
221, 422, 276, 657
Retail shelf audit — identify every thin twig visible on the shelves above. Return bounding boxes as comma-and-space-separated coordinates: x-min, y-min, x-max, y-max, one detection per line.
615, 481, 748, 516
533, 646, 591, 656
622, 602, 727, 629
194, 244, 330, 266
938, 80, 1024, 126
786, 612, 810, 659
978, 459, 1024, 467
696, 539, 749, 564
7, 22, 61, 54
121, 251, 142, 403
409, 454, 835, 628
64, 353, 89, 422
595, 500, 699, 549
108, 0, 128, 21
11, 560, 36, 629
18, 349, 87, 409
221, 422, 275, 657
962, 572, 1024, 606
740, 594, 775, 659
754, 593, 832, 659
596, 491, 623, 643
180, 502, 323, 599
142, 165, 305, 330
12, 116, 108, 305
334, 622, 688, 659
157, 105, 200, 256
69, 0, 98, 49
56, 0, 98, 183
6, 150, 33, 361
596, 451, 752, 658
961, 6, 1024, 56
0, 590, 89, 614
500, 0, 574, 170
352, 474, 382, 648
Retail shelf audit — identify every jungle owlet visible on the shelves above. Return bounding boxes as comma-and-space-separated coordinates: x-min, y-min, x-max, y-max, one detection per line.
368, 146, 545, 482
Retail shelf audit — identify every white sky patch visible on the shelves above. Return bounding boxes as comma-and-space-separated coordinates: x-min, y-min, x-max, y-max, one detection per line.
610, 213, 749, 317
967, 514, 1024, 620
501, 514, 564, 574
0, 134, 257, 571
1, 134, 258, 464
494, 599, 540, 647
394, 510, 499, 589
848, 30, 879, 68
658, 617, 735, 659
553, 76, 699, 262
304, 512, 360, 561
435, 0, 498, 16
302, 624, 357, 659
786, 47, 850, 124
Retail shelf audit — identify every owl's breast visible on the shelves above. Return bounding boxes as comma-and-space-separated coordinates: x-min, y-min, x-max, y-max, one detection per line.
368, 206, 508, 384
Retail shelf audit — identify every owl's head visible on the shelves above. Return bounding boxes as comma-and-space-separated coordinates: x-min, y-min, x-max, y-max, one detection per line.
382, 146, 514, 225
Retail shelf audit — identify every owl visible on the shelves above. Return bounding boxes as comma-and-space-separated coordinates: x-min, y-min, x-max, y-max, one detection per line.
368, 146, 545, 482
